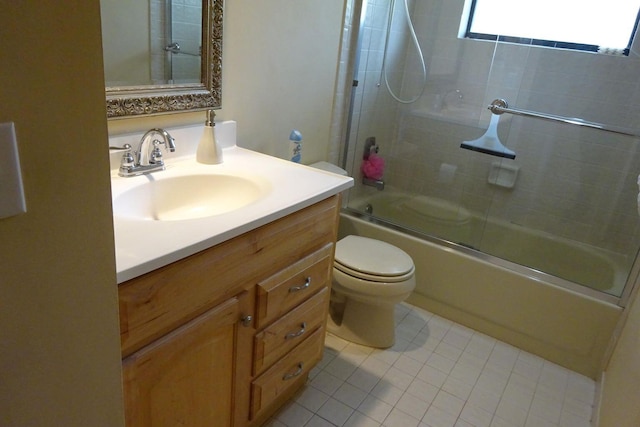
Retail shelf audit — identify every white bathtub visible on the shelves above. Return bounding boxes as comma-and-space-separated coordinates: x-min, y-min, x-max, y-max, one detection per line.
348, 189, 629, 297
338, 205, 622, 378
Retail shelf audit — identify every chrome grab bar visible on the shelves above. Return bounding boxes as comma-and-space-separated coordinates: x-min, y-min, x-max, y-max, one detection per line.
488, 99, 640, 138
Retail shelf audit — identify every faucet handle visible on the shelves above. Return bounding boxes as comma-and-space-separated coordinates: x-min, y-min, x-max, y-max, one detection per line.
149, 140, 165, 165
109, 143, 132, 152
110, 144, 135, 171
118, 150, 135, 176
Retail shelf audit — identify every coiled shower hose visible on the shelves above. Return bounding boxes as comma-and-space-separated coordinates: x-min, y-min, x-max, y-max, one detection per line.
381, 0, 427, 104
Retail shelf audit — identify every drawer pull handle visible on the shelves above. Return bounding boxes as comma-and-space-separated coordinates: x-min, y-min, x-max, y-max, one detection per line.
285, 322, 307, 339
289, 277, 311, 293
282, 363, 304, 381
241, 315, 253, 327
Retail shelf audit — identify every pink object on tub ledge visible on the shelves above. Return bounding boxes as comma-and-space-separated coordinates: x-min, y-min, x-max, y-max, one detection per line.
362, 153, 385, 180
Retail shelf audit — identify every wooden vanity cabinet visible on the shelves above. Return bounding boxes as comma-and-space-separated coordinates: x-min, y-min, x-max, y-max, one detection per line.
121, 298, 239, 426
118, 195, 340, 427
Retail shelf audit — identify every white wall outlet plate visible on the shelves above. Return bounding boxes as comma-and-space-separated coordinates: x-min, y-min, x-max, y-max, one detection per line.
0, 122, 27, 219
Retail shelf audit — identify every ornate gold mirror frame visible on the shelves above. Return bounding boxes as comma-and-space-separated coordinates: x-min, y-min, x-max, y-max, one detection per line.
105, 0, 223, 119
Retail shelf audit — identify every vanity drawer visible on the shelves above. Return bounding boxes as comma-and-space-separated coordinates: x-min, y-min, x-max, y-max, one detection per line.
253, 287, 329, 375
255, 244, 333, 329
250, 327, 325, 420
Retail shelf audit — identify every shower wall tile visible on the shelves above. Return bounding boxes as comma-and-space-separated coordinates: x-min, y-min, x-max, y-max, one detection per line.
341, 0, 640, 278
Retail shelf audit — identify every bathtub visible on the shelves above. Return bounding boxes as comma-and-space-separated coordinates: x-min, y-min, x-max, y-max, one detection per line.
349, 189, 629, 297
338, 196, 622, 378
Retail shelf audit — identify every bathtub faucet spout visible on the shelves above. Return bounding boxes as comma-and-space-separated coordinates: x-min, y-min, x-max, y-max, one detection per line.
363, 177, 385, 190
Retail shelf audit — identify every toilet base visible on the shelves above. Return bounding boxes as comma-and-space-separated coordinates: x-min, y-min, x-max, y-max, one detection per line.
326, 297, 395, 349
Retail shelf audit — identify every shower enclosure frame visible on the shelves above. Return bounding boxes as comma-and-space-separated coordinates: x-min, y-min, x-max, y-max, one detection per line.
336, 0, 640, 307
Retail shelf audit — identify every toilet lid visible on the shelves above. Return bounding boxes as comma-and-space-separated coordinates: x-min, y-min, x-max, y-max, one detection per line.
335, 235, 414, 277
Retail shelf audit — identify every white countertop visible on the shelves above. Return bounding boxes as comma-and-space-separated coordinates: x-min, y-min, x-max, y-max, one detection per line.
110, 123, 353, 283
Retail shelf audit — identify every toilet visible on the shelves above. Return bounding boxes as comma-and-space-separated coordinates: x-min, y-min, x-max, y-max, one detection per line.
327, 235, 416, 348
307, 162, 416, 348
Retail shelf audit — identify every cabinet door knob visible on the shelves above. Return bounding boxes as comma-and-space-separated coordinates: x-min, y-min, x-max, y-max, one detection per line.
285, 322, 307, 339
282, 362, 304, 381
241, 315, 253, 327
289, 277, 311, 293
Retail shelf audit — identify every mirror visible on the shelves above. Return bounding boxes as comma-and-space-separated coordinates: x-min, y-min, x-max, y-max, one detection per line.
102, 0, 222, 118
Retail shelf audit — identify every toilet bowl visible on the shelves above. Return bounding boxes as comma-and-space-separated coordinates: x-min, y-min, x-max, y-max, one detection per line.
328, 235, 416, 348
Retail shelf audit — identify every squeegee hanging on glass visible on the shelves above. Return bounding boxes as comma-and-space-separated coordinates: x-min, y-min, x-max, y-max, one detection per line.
460, 113, 516, 159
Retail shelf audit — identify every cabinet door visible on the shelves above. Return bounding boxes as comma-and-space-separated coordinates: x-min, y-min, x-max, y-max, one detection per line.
122, 297, 239, 427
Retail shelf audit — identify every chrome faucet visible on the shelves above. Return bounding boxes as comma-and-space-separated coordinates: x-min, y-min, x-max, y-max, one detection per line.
118, 128, 176, 177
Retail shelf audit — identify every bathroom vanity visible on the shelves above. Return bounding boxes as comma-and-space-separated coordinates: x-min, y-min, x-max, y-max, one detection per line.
119, 196, 338, 426
111, 123, 352, 427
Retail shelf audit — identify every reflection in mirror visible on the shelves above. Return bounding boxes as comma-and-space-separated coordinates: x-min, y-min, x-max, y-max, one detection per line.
101, 0, 222, 118
102, 0, 201, 86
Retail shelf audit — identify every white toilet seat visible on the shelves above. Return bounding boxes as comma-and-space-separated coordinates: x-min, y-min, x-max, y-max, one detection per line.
334, 261, 415, 283
332, 266, 416, 299
334, 235, 414, 278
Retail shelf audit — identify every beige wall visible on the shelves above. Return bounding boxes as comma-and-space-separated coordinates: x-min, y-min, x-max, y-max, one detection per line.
598, 286, 640, 426
101, 0, 151, 85
0, 3, 124, 427
108, 0, 346, 166
219, 0, 345, 163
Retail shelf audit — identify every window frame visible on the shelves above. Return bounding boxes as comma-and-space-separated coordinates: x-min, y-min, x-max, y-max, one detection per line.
464, 0, 640, 56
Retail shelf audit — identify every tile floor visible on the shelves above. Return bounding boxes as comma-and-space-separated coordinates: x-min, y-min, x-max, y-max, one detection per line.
263, 303, 595, 427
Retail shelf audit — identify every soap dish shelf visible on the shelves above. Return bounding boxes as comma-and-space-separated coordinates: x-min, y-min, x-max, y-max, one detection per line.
488, 162, 519, 189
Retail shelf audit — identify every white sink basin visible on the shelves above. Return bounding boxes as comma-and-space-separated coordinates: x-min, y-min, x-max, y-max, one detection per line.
109, 130, 354, 283
113, 173, 268, 221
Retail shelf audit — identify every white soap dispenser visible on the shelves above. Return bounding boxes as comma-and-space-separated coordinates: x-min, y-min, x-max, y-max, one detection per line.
196, 109, 223, 164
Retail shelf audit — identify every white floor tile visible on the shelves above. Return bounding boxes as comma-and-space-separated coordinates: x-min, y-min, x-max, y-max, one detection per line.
325, 355, 359, 379
347, 366, 382, 393
382, 366, 415, 390
295, 385, 331, 412
395, 392, 430, 420
394, 354, 425, 377
426, 352, 456, 374
333, 382, 369, 409
305, 414, 338, 427
275, 401, 314, 426
417, 362, 449, 388
265, 304, 595, 427
311, 371, 346, 396
370, 381, 404, 406
467, 386, 501, 414
317, 397, 354, 426
459, 403, 493, 427
406, 378, 439, 404
442, 375, 473, 401
357, 395, 393, 423
528, 393, 562, 423
383, 407, 421, 427
422, 404, 458, 427
344, 411, 382, 427
431, 390, 465, 417
495, 398, 529, 426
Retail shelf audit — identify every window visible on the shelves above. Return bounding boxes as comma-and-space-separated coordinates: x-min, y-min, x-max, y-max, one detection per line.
465, 0, 640, 54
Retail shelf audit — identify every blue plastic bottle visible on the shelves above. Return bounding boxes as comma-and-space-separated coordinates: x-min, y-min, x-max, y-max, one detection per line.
289, 130, 302, 163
